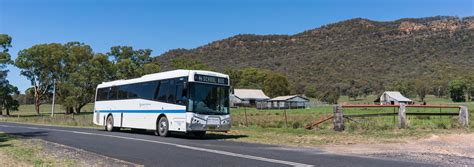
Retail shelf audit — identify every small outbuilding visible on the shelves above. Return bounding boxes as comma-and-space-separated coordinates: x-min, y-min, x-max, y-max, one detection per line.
265, 95, 310, 109
231, 89, 270, 107
375, 91, 413, 105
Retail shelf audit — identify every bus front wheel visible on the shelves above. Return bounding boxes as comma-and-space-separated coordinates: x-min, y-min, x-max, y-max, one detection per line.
156, 117, 169, 137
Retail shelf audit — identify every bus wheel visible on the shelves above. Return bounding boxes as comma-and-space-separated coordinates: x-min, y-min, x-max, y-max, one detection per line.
156, 117, 169, 137
106, 115, 115, 132
192, 131, 206, 137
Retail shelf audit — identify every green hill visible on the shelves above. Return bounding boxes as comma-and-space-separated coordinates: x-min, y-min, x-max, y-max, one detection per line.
156, 16, 474, 94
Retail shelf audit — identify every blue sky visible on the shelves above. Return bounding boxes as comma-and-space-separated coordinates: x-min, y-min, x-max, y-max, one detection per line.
1, 0, 473, 93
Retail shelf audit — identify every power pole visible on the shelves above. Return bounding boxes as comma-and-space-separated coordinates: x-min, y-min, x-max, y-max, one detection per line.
51, 79, 56, 117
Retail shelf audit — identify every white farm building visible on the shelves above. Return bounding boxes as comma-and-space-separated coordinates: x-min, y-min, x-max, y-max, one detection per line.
230, 89, 270, 107
375, 91, 413, 105
263, 95, 310, 109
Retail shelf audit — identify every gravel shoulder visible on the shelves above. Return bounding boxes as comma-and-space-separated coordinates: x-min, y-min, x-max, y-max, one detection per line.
319, 133, 474, 166
0, 133, 140, 167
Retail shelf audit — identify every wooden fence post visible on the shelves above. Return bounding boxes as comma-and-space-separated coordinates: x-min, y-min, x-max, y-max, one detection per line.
459, 106, 469, 128
398, 103, 406, 129
244, 107, 248, 127
333, 105, 344, 131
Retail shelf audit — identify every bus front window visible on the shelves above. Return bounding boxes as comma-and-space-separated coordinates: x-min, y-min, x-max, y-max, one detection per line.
188, 83, 229, 115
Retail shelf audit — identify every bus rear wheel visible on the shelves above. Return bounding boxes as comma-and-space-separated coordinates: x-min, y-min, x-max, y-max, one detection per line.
155, 117, 169, 137
106, 115, 119, 132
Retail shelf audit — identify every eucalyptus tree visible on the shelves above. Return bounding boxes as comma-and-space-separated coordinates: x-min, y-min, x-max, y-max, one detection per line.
16, 43, 65, 114
107, 46, 161, 80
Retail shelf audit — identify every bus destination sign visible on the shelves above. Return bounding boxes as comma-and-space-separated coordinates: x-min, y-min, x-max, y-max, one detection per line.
195, 74, 228, 85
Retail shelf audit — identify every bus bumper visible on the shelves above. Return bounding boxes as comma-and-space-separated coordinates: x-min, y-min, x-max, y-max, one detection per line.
186, 114, 231, 132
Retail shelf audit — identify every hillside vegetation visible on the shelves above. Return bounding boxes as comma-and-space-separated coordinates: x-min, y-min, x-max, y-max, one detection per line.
157, 16, 474, 95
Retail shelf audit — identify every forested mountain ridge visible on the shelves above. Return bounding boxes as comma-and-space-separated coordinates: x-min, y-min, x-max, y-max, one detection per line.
156, 16, 474, 94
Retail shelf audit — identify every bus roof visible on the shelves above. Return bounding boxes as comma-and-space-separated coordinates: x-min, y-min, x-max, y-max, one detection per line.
97, 69, 229, 88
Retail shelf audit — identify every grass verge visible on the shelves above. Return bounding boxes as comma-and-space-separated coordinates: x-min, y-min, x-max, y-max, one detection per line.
0, 132, 77, 166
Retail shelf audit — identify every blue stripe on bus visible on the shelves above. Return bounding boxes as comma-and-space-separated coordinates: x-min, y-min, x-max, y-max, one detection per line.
95, 110, 186, 113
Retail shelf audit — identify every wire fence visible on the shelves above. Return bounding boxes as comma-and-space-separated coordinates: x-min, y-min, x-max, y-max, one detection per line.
230, 105, 470, 131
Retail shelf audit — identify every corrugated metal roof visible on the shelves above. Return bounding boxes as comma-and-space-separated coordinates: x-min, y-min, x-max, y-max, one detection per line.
268, 95, 309, 101
382, 91, 412, 102
233, 89, 270, 100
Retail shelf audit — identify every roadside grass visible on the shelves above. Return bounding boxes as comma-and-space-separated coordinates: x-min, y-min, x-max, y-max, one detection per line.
0, 132, 77, 166
0, 95, 472, 147
221, 126, 461, 146
0, 104, 96, 128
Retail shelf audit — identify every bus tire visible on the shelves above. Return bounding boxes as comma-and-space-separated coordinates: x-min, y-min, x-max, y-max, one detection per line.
106, 115, 119, 132
192, 131, 206, 137
156, 116, 169, 137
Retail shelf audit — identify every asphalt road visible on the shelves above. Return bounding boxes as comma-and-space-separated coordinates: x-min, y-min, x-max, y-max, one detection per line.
0, 122, 435, 167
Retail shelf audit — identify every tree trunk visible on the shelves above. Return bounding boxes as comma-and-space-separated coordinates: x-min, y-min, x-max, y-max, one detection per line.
73, 107, 77, 115
66, 107, 73, 114
34, 85, 41, 115
74, 106, 83, 114
6, 108, 10, 116
0, 107, 3, 116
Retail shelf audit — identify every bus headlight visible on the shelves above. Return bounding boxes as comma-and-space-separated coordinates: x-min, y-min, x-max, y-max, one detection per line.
191, 116, 206, 124
221, 118, 230, 125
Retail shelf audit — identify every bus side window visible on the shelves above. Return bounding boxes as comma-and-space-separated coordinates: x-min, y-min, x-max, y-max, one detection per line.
175, 79, 187, 105
108, 87, 118, 100
167, 79, 176, 103
156, 80, 169, 102
139, 81, 158, 100
128, 83, 139, 99
97, 88, 109, 101
118, 85, 129, 100
153, 81, 161, 100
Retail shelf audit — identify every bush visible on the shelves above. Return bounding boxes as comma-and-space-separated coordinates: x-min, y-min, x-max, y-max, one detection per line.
292, 122, 302, 129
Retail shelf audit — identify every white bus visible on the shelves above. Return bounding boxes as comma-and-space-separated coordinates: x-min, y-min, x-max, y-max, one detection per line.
93, 70, 231, 137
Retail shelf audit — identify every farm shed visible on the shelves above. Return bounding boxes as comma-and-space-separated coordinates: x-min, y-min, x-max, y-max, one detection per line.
265, 95, 310, 109
231, 89, 270, 107
375, 91, 413, 105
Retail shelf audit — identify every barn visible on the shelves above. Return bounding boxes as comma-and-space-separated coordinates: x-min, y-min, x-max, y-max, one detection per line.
266, 95, 310, 109
230, 89, 270, 107
375, 91, 413, 105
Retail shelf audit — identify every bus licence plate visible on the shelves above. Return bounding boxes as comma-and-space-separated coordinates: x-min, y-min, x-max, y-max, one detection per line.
207, 118, 220, 125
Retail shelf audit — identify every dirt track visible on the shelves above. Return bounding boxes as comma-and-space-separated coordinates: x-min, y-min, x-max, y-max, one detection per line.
320, 133, 474, 166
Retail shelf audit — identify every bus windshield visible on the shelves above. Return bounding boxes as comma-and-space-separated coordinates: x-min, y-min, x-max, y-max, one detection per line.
188, 82, 229, 115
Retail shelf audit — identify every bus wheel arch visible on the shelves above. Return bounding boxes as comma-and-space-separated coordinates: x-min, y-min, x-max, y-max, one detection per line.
155, 114, 170, 137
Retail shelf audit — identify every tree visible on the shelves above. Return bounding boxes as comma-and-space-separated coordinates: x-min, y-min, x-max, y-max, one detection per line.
0, 84, 20, 116
107, 46, 160, 79
231, 68, 268, 89
304, 85, 318, 98
57, 42, 116, 114
56, 42, 94, 114
0, 34, 19, 116
414, 79, 429, 102
15, 43, 65, 114
387, 81, 414, 98
0, 34, 12, 65
465, 74, 474, 101
263, 72, 290, 97
61, 53, 115, 114
347, 80, 360, 101
171, 58, 211, 70
318, 89, 340, 104
449, 79, 467, 102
